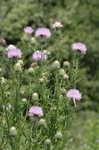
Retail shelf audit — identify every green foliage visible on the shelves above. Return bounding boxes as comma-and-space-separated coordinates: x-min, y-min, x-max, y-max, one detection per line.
0, 0, 99, 149
85, 119, 99, 150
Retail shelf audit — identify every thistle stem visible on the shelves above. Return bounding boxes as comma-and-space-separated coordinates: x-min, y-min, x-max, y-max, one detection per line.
73, 98, 76, 107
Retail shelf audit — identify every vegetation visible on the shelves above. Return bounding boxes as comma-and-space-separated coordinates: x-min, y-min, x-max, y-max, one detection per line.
0, 0, 99, 149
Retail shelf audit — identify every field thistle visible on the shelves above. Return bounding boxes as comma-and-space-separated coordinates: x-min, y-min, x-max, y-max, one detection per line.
7, 47, 22, 58
71, 42, 87, 54
35, 27, 51, 38
28, 106, 44, 117
66, 89, 82, 107
32, 51, 47, 61
24, 26, 34, 34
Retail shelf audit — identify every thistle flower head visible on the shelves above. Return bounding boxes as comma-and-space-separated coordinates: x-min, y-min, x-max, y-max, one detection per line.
66, 89, 82, 101
7, 45, 22, 58
24, 26, 34, 34
7, 44, 16, 51
28, 106, 44, 117
52, 21, 63, 28
72, 42, 87, 54
35, 27, 51, 38
32, 51, 47, 61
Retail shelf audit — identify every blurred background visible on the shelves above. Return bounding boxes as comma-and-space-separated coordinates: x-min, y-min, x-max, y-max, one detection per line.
0, 0, 99, 149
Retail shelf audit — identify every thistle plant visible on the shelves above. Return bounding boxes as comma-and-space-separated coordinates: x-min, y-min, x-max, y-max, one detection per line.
0, 23, 87, 150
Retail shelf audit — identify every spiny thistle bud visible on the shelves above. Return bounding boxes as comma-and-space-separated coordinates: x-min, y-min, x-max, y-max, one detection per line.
63, 61, 70, 67
51, 60, 60, 70
28, 67, 34, 73
31, 37, 36, 43
38, 119, 47, 128
21, 98, 27, 103
17, 60, 23, 66
14, 63, 22, 72
63, 73, 69, 79
44, 139, 51, 146
32, 92, 39, 101
59, 68, 65, 76
9, 126, 17, 136
55, 131, 63, 140
59, 94, 64, 100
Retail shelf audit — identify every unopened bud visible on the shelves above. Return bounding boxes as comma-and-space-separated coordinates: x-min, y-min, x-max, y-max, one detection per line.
55, 131, 62, 140
22, 98, 27, 103
28, 67, 34, 73
9, 126, 17, 136
44, 139, 51, 145
17, 60, 23, 66
63, 73, 69, 79
59, 68, 65, 76
51, 60, 60, 70
31, 37, 36, 43
14, 63, 22, 72
63, 61, 70, 67
32, 92, 39, 101
38, 119, 47, 127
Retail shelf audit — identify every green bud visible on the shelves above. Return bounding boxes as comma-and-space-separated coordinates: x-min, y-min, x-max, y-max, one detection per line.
9, 126, 17, 136
55, 131, 62, 140
51, 60, 60, 70
28, 67, 34, 73
32, 92, 39, 101
38, 119, 47, 128
44, 139, 51, 145
21, 98, 27, 103
59, 68, 65, 76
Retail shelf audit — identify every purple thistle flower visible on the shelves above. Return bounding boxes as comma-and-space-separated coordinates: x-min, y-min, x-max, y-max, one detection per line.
32, 51, 47, 61
35, 27, 51, 38
7, 45, 22, 58
52, 22, 63, 28
28, 106, 44, 117
66, 89, 82, 101
72, 42, 87, 54
24, 26, 34, 34
7, 44, 17, 51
